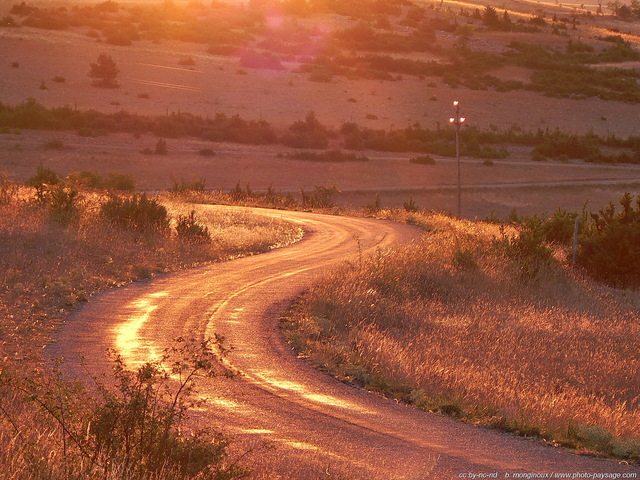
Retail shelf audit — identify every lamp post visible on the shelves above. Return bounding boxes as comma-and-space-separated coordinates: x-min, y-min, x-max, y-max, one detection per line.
449, 100, 465, 218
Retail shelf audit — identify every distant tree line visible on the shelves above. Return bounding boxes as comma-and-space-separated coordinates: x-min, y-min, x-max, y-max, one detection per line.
2, 99, 640, 163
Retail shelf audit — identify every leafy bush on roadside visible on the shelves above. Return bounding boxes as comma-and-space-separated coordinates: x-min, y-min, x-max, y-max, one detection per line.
26, 164, 62, 202
300, 185, 338, 208
169, 177, 206, 194
3, 338, 247, 479
45, 184, 80, 226
579, 193, 640, 289
503, 215, 555, 282
101, 194, 170, 235
532, 136, 602, 161
176, 210, 210, 243
104, 172, 136, 192
511, 193, 640, 289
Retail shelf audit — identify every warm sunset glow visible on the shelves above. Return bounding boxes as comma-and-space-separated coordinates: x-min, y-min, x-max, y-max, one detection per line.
114, 292, 168, 363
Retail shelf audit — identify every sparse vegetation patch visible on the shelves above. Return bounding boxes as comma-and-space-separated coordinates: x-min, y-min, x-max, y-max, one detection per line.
282, 211, 640, 461
0, 167, 303, 479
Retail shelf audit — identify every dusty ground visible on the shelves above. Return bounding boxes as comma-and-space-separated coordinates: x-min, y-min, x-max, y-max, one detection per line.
2, 129, 639, 218
1, 0, 640, 218
2, 24, 640, 136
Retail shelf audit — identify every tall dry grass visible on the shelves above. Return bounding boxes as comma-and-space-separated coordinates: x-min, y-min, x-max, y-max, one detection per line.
283, 213, 640, 460
0, 184, 301, 479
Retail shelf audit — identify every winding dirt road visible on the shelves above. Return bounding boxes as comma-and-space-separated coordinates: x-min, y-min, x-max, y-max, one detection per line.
49, 206, 639, 479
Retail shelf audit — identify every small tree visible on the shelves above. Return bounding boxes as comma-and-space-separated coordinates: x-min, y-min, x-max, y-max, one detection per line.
154, 138, 168, 155
89, 53, 120, 88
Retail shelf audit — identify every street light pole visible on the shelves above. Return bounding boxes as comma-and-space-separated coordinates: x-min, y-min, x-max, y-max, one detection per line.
449, 101, 465, 218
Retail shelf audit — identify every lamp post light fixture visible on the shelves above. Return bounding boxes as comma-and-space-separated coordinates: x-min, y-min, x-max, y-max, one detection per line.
449, 100, 465, 218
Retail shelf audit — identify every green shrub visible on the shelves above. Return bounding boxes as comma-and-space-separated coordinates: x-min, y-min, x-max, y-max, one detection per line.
512, 195, 640, 288
154, 138, 168, 155
300, 184, 338, 208
45, 184, 80, 226
101, 193, 170, 235
89, 53, 120, 88
504, 216, 555, 282
579, 193, 640, 289
169, 177, 206, 194
12, 338, 247, 479
26, 165, 61, 202
453, 248, 478, 270
66, 170, 104, 190
403, 196, 419, 212
104, 171, 136, 192
176, 210, 210, 243
198, 148, 216, 157
364, 193, 382, 213
281, 111, 330, 149
532, 136, 601, 160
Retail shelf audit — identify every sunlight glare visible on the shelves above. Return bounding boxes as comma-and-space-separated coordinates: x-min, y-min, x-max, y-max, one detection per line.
114, 291, 168, 362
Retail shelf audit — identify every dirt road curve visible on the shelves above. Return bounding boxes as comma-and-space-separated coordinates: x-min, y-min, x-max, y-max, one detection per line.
49, 206, 638, 479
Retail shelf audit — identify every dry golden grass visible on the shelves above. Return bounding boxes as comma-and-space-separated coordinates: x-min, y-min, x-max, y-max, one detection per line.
283, 212, 640, 460
0, 186, 301, 479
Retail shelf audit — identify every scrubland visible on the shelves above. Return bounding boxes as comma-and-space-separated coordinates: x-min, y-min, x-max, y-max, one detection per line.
0, 170, 301, 479
282, 211, 640, 461
2, 0, 640, 474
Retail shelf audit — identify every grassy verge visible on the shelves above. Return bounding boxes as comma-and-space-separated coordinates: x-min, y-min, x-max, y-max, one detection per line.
0, 178, 301, 479
281, 211, 640, 462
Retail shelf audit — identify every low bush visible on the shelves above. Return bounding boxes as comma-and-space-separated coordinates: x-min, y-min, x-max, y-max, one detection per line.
3, 338, 246, 479
198, 148, 215, 157
169, 177, 206, 194
281, 112, 330, 149
176, 210, 210, 243
66, 170, 103, 190
26, 164, 62, 202
511, 194, 640, 289
44, 184, 80, 226
155, 138, 168, 155
283, 213, 640, 461
579, 193, 640, 289
101, 194, 170, 235
403, 196, 419, 212
104, 172, 136, 192
300, 185, 338, 208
